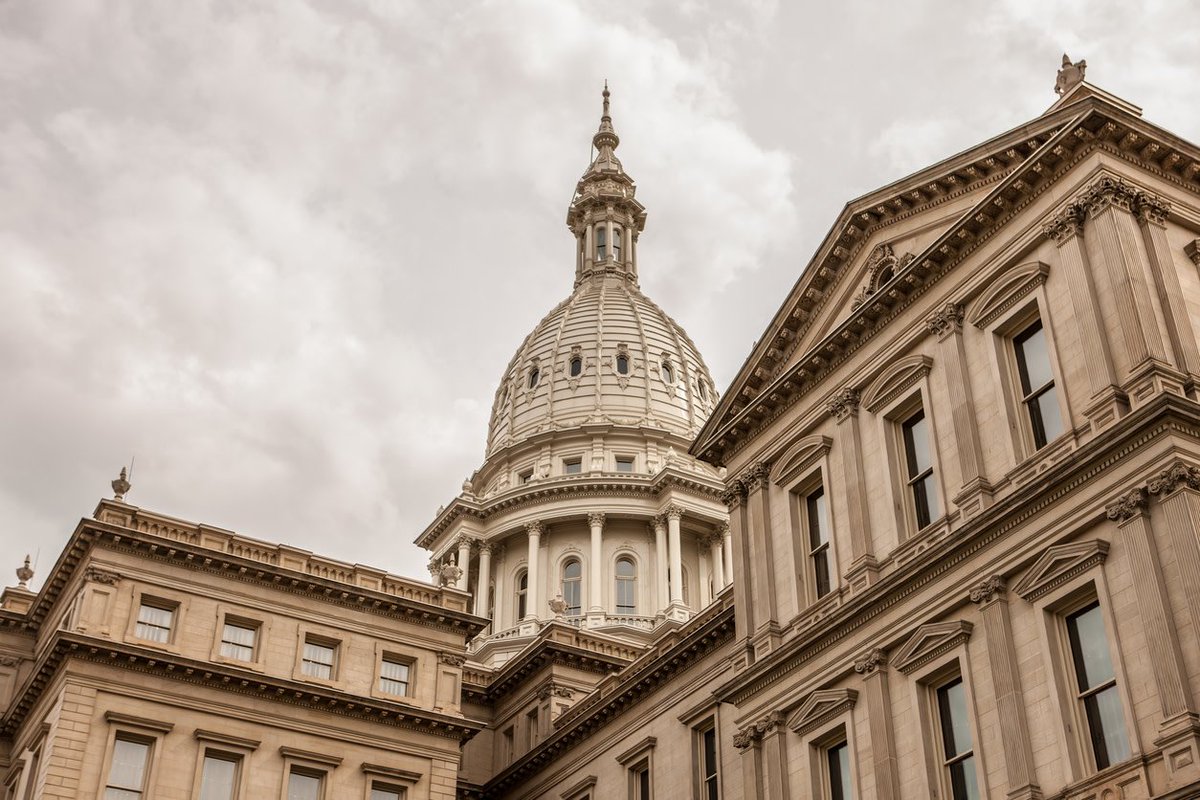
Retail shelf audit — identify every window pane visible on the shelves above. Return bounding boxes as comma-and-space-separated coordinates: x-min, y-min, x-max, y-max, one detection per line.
570, 358, 582, 377
1086, 684, 1131, 768
948, 755, 979, 800
370, 788, 402, 800
1015, 322, 1053, 393
617, 355, 629, 374
220, 622, 256, 661
381, 658, 410, 695
807, 488, 828, 550
616, 457, 634, 472
1066, 603, 1116, 690
813, 551, 831, 598
108, 738, 149, 791
198, 755, 238, 800
136, 603, 174, 643
913, 475, 938, 529
1030, 388, 1064, 446
827, 741, 852, 800
302, 641, 334, 679
902, 411, 932, 477
565, 460, 582, 474
616, 558, 636, 578
287, 771, 322, 800
937, 678, 972, 759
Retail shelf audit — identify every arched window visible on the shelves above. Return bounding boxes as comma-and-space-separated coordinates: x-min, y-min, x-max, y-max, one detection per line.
528, 367, 539, 389
612, 226, 623, 261
616, 353, 630, 375
661, 359, 674, 384
698, 380, 708, 401
570, 356, 582, 377
595, 225, 607, 261
561, 559, 582, 616
877, 265, 895, 286
615, 557, 637, 614
516, 570, 528, 620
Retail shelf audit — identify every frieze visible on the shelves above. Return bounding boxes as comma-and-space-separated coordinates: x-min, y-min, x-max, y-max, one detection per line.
0, 655, 19, 667
1105, 486, 1148, 522
1147, 461, 1200, 496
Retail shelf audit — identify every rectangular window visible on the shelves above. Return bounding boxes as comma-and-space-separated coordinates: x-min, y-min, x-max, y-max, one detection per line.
105, 736, 151, 799
526, 708, 539, 750
519, 470, 534, 484
219, 620, 257, 662
135, 601, 174, 644
1066, 601, 1131, 769
21, 744, 41, 800
1014, 320, 1064, 449
630, 761, 651, 800
369, 785, 404, 800
564, 458, 583, 475
286, 769, 323, 800
615, 457, 635, 473
197, 752, 240, 800
380, 656, 411, 697
501, 727, 514, 763
901, 409, 938, 530
697, 723, 719, 800
826, 739, 852, 800
301, 639, 336, 680
935, 677, 979, 800
806, 486, 832, 598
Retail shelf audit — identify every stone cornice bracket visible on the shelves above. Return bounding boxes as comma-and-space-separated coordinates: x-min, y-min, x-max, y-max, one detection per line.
664, 504, 685, 521
1043, 205, 1086, 245
83, 566, 122, 586
1105, 486, 1149, 523
587, 511, 606, 527
438, 652, 466, 667
525, 521, 545, 537
0, 655, 19, 667
926, 301, 965, 340
853, 648, 887, 676
1184, 240, 1200, 268
969, 575, 1006, 605
1134, 192, 1170, 227
1080, 175, 1139, 217
1148, 461, 1200, 497
720, 480, 747, 510
826, 387, 860, 422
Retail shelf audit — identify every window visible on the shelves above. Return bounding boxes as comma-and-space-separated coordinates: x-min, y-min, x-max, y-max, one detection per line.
698, 381, 708, 401
301, 638, 336, 680
197, 752, 240, 800
806, 486, 832, 599
630, 761, 651, 800
596, 225, 607, 260
616, 353, 630, 374
570, 356, 583, 377
661, 360, 674, 384
615, 557, 637, 614
613, 226, 623, 261
1014, 319, 1063, 449
528, 366, 540, 389
286, 769, 324, 800
935, 677, 978, 800
562, 559, 582, 615
519, 469, 534, 484
615, 456, 634, 473
501, 726, 515, 763
1066, 601, 1131, 769
696, 722, 719, 800
516, 570, 528, 620
380, 656, 411, 697
219, 620, 257, 662
369, 785, 404, 800
825, 739, 852, 800
564, 458, 583, 475
526, 708, 539, 750
105, 736, 151, 799
901, 409, 938, 529
22, 742, 41, 800
135, 600, 175, 644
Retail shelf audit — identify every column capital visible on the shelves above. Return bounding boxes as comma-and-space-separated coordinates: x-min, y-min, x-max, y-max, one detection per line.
926, 301, 965, 340
969, 574, 1007, 605
739, 462, 771, 492
1106, 486, 1149, 522
525, 520, 545, 537
1185, 239, 1200, 268
1134, 192, 1171, 227
1079, 175, 1138, 217
587, 511, 606, 528
1043, 204, 1086, 245
720, 481, 747, 509
732, 724, 763, 751
665, 504, 685, 521
853, 647, 888, 675
1148, 461, 1200, 497
827, 387, 861, 422
477, 541, 495, 555
454, 535, 476, 550
717, 520, 731, 536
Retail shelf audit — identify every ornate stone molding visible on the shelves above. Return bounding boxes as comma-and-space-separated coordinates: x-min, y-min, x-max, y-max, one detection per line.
1134, 192, 1171, 227
826, 387, 860, 422
536, 683, 574, 701
786, 689, 858, 737
733, 711, 784, 750
739, 462, 771, 492
732, 725, 760, 750
0, 655, 19, 667
476, 541, 495, 555
587, 511, 606, 528
771, 435, 832, 486
1043, 205, 1085, 245
525, 521, 545, 537
853, 648, 887, 675
83, 566, 122, 586
1012, 539, 1110, 602
968, 575, 1006, 605
1185, 240, 1200, 268
719, 482, 746, 509
438, 652, 466, 667
1148, 461, 1200, 496
1105, 486, 1149, 522
664, 504, 685, 521
1080, 175, 1139, 217
892, 620, 973, 675
926, 301, 965, 340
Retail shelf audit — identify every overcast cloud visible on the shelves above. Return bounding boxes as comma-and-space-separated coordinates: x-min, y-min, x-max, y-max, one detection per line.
2, 0, 1198, 590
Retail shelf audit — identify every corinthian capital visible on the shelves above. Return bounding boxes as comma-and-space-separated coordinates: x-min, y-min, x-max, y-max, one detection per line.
665, 504, 685, 521
853, 648, 887, 675
740, 462, 771, 492
968, 575, 1006, 605
1134, 192, 1170, 227
587, 511, 607, 528
1105, 486, 1148, 522
1043, 205, 1086, 245
1080, 175, 1138, 217
525, 520, 545, 537
1147, 461, 1200, 497
720, 481, 746, 510
827, 387, 860, 422
926, 301, 965, 339
1185, 240, 1200, 268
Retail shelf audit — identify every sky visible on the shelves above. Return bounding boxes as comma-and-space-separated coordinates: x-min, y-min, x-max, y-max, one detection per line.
3, 0, 1198, 591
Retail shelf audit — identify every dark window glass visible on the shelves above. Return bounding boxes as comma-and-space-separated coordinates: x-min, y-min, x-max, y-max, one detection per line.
902, 410, 938, 529
617, 354, 630, 374
1014, 320, 1064, 449
596, 225, 607, 260
937, 678, 979, 800
528, 367, 539, 389
562, 559, 582, 615
516, 571, 528, 619
827, 741, 852, 800
570, 357, 582, 377
1067, 602, 1131, 769
701, 726, 718, 800
615, 558, 637, 614
632, 764, 651, 800
806, 487, 831, 598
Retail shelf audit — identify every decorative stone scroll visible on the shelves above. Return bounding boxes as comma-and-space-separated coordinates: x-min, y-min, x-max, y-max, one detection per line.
968, 575, 1006, 605
826, 387, 860, 422
926, 302, 965, 339
1148, 462, 1200, 496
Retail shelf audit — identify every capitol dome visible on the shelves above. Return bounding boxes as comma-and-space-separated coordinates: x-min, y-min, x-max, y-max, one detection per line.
486, 86, 717, 457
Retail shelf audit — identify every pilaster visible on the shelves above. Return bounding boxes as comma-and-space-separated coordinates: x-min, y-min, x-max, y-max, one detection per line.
855, 648, 901, 800
722, 481, 754, 669
1136, 194, 1200, 393
742, 463, 780, 656
828, 388, 880, 590
664, 505, 689, 622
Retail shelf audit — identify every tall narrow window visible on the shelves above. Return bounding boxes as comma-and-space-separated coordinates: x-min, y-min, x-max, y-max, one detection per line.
661, 360, 674, 384
369, 785, 404, 800
1066, 601, 1131, 769
697, 723, 719, 800
806, 487, 832, 599
301, 639, 335, 680
286, 769, 323, 800
1014, 320, 1063, 449
630, 761, 651, 800
105, 736, 151, 799
219, 620, 257, 662
615, 557, 637, 614
528, 366, 540, 389
826, 739, 852, 800
516, 571, 528, 620
936, 677, 978, 800
562, 559, 582, 615
380, 656, 411, 696
570, 356, 583, 377
613, 226, 623, 261
197, 751, 240, 800
616, 353, 630, 374
596, 225, 607, 260
902, 409, 938, 529
526, 708, 539, 750
135, 600, 174, 644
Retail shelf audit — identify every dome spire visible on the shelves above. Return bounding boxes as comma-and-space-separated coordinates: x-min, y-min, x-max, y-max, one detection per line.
593, 81, 619, 153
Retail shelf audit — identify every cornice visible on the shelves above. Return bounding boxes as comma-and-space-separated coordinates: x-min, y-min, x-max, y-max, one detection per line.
482, 625, 639, 703
0, 632, 484, 742
713, 393, 1200, 707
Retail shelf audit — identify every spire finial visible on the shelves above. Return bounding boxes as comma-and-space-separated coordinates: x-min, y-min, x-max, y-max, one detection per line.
16, 555, 33, 588
602, 80, 610, 118
112, 465, 131, 502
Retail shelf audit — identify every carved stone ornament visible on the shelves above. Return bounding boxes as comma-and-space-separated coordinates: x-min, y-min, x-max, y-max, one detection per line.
968, 574, 1006, 605
1185, 240, 1200, 268
526, 521, 545, 537
853, 648, 887, 675
83, 566, 122, 586
16, 555, 34, 588
1147, 461, 1200, 496
1054, 53, 1086, 96
720, 480, 746, 509
664, 504, 686, 521
438, 558, 463, 587
587, 511, 606, 528
1135, 193, 1170, 227
892, 621, 973, 675
1080, 176, 1138, 217
548, 594, 568, 616
826, 387, 860, 421
732, 726, 760, 750
926, 301, 965, 339
739, 462, 771, 492
476, 541, 495, 555
427, 559, 440, 580
438, 652, 466, 667
1043, 205, 1086, 245
786, 689, 858, 737
111, 466, 132, 501
1105, 486, 1149, 522
0, 655, 19, 667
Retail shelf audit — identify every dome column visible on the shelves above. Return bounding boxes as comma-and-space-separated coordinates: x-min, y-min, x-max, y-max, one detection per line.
652, 517, 668, 613
721, 522, 733, 588
666, 505, 689, 621
709, 531, 726, 591
474, 542, 493, 618
586, 512, 606, 626
455, 537, 472, 592
524, 522, 543, 626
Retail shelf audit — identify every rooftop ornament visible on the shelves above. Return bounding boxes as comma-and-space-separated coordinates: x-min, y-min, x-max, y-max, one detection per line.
1054, 53, 1087, 96
16, 555, 33, 589
112, 465, 132, 501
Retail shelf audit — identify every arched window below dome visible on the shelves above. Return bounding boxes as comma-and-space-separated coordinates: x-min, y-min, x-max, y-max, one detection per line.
616, 353, 629, 375
661, 359, 675, 384
516, 570, 528, 621
612, 226, 622, 261
698, 380, 708, 401
595, 224, 607, 260
614, 557, 637, 614
570, 356, 582, 377
528, 366, 540, 389
561, 559, 582, 616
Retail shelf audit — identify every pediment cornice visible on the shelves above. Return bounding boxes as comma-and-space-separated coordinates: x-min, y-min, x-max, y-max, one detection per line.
1011, 539, 1110, 602
786, 688, 858, 736
891, 620, 973, 674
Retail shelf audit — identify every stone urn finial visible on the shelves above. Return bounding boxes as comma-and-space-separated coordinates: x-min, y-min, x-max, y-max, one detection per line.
111, 466, 131, 501
16, 555, 33, 588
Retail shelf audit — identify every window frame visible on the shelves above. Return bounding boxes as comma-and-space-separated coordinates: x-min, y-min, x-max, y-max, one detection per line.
515, 568, 529, 622
292, 627, 345, 689
377, 651, 415, 699
803, 722, 860, 800
615, 737, 656, 800
1012, 318, 1064, 450
614, 455, 635, 473
693, 717, 721, 800
126, 587, 188, 652
190, 729, 259, 800
879, 386, 946, 540
98, 712, 173, 800
561, 557, 583, 616
210, 607, 268, 670
614, 554, 638, 615
563, 457, 583, 475
360, 763, 420, 800
278, 747, 342, 800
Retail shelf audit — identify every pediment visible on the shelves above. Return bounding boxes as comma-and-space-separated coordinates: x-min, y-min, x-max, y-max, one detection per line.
1012, 539, 1110, 602
786, 688, 858, 737
861, 355, 932, 413
771, 435, 832, 486
967, 261, 1050, 328
892, 620, 973, 675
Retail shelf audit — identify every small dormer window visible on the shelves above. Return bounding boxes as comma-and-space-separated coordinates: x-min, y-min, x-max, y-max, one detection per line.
612, 226, 622, 261
661, 360, 674, 384
570, 356, 582, 377
617, 354, 630, 375
595, 225, 607, 260
528, 367, 540, 389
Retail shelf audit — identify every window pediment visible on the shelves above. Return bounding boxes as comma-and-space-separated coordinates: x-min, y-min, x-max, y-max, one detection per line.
967, 261, 1050, 329
772, 435, 832, 486
892, 620, 973, 675
786, 688, 857, 736
861, 355, 933, 413
1011, 539, 1109, 602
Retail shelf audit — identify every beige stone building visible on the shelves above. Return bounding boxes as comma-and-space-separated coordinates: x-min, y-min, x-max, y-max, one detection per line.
7, 60, 1200, 800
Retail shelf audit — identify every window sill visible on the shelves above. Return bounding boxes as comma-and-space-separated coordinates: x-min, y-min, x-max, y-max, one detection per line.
1054, 757, 1147, 800
125, 636, 182, 657
212, 654, 266, 673
291, 671, 346, 692
1006, 430, 1077, 489
789, 587, 844, 635
892, 515, 955, 570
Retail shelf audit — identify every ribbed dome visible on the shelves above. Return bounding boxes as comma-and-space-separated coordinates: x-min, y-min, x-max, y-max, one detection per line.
486, 276, 717, 456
